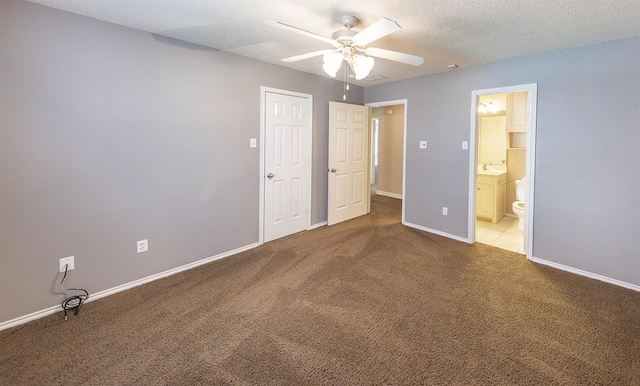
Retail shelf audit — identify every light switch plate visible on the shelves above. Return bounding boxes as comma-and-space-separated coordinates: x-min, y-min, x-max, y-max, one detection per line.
462, 141, 468, 150
249, 138, 257, 148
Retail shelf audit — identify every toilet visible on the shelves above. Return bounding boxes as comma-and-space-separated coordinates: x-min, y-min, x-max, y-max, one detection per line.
512, 176, 526, 231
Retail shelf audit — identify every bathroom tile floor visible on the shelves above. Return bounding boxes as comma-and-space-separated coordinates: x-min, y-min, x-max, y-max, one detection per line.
476, 216, 525, 254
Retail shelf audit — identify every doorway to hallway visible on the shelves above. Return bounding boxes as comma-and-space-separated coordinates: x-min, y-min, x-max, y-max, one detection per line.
366, 100, 407, 222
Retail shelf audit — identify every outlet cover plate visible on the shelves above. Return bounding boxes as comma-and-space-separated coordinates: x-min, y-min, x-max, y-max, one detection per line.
137, 239, 148, 253
59, 256, 74, 273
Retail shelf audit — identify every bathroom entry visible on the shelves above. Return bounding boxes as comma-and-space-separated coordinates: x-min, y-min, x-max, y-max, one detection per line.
473, 89, 533, 255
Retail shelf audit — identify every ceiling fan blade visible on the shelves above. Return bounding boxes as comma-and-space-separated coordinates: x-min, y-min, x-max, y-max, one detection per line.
365, 47, 424, 66
265, 20, 338, 47
282, 49, 335, 62
352, 18, 401, 46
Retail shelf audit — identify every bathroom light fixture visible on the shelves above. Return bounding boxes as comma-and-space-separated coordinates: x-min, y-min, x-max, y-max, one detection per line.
478, 101, 498, 114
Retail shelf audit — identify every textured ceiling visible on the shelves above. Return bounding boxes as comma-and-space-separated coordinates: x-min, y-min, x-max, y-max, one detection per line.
26, 0, 640, 86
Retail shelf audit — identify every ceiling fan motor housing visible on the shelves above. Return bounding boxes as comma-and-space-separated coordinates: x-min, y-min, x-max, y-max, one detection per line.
332, 29, 359, 48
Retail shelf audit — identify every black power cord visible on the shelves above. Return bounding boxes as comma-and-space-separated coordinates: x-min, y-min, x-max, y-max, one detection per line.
58, 264, 89, 320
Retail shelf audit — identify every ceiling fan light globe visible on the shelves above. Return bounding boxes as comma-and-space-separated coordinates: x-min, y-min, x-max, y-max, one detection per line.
322, 62, 340, 77
352, 55, 375, 80
323, 51, 343, 66
323, 51, 344, 77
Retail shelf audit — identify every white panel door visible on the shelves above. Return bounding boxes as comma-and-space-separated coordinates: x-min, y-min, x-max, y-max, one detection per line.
328, 101, 370, 225
264, 92, 310, 242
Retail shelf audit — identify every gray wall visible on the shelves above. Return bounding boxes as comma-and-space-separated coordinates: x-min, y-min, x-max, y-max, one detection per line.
365, 37, 640, 287
0, 0, 363, 323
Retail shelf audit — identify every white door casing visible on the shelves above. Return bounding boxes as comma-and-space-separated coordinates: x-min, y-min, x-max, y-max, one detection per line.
263, 90, 311, 242
328, 101, 370, 226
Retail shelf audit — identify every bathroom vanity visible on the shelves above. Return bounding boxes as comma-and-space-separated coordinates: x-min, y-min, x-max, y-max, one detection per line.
476, 170, 506, 223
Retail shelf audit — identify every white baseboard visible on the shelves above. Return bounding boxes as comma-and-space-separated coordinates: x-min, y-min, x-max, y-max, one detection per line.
529, 256, 640, 292
0, 305, 62, 332
376, 190, 403, 199
403, 221, 472, 244
4, 236, 637, 331
0, 242, 261, 331
403, 221, 639, 292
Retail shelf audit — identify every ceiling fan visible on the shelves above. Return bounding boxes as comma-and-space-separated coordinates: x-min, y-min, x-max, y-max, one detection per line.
265, 15, 424, 80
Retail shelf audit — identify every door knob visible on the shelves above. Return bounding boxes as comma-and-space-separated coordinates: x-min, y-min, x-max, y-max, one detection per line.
267, 173, 274, 179
330, 168, 337, 173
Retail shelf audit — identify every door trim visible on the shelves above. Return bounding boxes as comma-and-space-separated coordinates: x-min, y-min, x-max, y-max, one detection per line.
259, 87, 313, 244
365, 99, 408, 224
469, 84, 537, 259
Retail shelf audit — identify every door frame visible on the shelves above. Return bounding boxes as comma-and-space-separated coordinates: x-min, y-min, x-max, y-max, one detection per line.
259, 86, 313, 244
365, 99, 408, 224
469, 84, 537, 259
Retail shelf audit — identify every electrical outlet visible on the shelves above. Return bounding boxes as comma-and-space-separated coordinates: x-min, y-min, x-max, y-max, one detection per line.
442, 207, 448, 216
137, 239, 148, 253
419, 141, 427, 149
59, 256, 74, 273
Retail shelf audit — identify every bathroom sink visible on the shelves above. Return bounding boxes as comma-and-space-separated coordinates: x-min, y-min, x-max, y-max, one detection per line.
477, 169, 506, 176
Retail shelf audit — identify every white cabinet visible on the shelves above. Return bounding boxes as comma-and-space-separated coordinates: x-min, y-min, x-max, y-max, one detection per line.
506, 91, 530, 148
476, 181, 494, 220
476, 172, 506, 223
506, 92, 530, 132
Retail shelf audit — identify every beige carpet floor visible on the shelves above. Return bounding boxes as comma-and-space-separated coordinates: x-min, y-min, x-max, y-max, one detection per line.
1, 195, 639, 385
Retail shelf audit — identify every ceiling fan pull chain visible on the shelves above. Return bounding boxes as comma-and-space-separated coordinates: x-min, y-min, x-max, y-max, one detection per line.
343, 65, 348, 101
